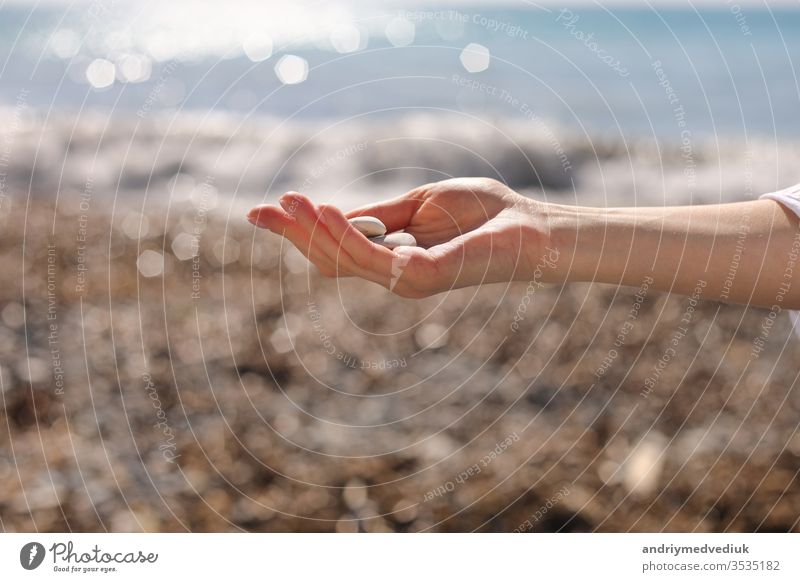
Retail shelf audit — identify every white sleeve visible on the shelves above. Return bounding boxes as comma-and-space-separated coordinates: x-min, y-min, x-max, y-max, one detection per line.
760, 183, 800, 217
759, 183, 800, 338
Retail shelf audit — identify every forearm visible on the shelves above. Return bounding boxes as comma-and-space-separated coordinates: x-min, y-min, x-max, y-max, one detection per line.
541, 199, 800, 309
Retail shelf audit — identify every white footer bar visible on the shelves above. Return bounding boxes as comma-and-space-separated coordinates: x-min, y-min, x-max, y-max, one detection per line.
1, 533, 796, 580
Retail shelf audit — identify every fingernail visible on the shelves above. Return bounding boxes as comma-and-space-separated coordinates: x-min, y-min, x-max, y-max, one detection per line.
247, 205, 269, 225
279, 196, 293, 212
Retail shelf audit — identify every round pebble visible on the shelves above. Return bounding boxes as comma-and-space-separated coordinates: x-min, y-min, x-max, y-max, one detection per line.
368, 232, 417, 249
349, 216, 386, 237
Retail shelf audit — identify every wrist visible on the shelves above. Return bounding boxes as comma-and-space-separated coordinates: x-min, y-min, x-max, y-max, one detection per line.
525, 201, 612, 286
520, 201, 577, 285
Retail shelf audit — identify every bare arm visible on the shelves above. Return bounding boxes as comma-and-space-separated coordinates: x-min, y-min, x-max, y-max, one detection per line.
247, 179, 800, 309
545, 199, 800, 309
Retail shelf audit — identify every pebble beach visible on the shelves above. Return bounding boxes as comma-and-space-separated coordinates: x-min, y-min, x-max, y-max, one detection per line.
2, 169, 800, 531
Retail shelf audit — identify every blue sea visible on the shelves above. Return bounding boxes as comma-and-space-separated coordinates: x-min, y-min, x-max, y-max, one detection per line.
2, 1, 799, 137
1, 1, 799, 203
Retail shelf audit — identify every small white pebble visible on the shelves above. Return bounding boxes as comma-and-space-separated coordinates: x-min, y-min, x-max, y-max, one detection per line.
343, 478, 369, 510
415, 323, 449, 349
16, 357, 49, 384
349, 216, 386, 237
171, 232, 198, 261
369, 232, 416, 249
137, 250, 164, 277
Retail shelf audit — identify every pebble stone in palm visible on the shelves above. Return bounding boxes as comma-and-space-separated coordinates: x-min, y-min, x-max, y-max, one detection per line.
349, 216, 417, 248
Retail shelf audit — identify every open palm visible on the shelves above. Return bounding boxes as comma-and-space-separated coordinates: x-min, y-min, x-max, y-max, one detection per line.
247, 178, 548, 298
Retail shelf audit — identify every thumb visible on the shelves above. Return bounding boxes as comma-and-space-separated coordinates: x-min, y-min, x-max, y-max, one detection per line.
345, 193, 423, 233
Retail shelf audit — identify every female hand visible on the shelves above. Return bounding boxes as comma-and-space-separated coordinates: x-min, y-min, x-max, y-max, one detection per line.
247, 178, 553, 298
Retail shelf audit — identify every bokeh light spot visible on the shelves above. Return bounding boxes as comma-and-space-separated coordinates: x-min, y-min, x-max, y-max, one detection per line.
275, 55, 308, 84
459, 43, 490, 73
